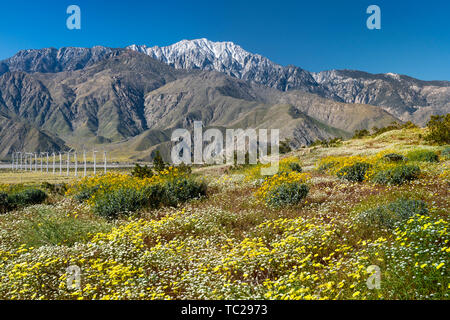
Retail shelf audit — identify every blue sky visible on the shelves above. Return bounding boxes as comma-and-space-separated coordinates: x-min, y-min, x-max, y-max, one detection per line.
0, 0, 448, 80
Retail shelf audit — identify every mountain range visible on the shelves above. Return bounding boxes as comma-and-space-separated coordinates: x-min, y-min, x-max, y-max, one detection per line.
129, 39, 449, 125
0, 39, 448, 160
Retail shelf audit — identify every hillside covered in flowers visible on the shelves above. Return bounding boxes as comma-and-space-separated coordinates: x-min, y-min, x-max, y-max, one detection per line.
0, 127, 448, 300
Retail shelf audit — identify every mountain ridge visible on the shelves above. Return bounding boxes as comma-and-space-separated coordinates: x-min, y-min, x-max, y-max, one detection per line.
127, 39, 450, 125
0, 50, 398, 159
0, 39, 447, 159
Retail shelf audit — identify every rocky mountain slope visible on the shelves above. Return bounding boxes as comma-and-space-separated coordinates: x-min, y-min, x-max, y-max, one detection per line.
128, 39, 334, 98
312, 70, 450, 125
0, 50, 398, 159
0, 113, 67, 158
128, 39, 449, 125
0, 46, 123, 75
0, 51, 183, 144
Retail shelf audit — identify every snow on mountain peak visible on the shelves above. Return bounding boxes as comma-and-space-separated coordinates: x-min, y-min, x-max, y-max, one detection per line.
127, 38, 276, 76
126, 38, 324, 93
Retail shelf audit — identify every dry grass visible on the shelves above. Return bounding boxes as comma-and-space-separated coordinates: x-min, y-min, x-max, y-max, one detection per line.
0, 168, 130, 185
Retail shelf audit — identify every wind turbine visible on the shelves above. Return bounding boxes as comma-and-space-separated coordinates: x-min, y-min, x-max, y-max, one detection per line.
93, 149, 98, 175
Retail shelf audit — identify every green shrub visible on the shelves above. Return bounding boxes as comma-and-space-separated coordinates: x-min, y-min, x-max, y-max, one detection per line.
141, 184, 167, 209
41, 183, 67, 195
93, 178, 207, 219
0, 192, 12, 214
266, 182, 309, 208
0, 189, 48, 213
407, 150, 439, 162
40, 182, 55, 192
356, 199, 428, 229
310, 137, 342, 148
153, 150, 167, 172
318, 161, 336, 172
177, 163, 192, 175
74, 185, 100, 203
372, 165, 420, 185
131, 164, 154, 178
352, 129, 370, 139
383, 153, 406, 162
279, 139, 292, 154
289, 162, 303, 173
8, 189, 48, 207
93, 188, 144, 219
320, 138, 342, 148
425, 114, 450, 145
336, 162, 371, 182
440, 146, 450, 160
163, 178, 207, 207
39, 182, 67, 195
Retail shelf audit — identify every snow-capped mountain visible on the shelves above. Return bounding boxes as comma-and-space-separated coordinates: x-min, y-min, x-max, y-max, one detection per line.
128, 39, 449, 124
0, 38, 448, 129
127, 39, 331, 96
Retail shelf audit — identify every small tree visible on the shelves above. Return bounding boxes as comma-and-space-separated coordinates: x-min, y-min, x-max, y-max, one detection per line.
353, 129, 370, 139
131, 164, 153, 178
153, 150, 166, 172
279, 139, 292, 154
425, 114, 450, 145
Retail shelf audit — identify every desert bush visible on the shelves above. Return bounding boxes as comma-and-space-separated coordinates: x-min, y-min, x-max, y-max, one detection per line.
352, 129, 370, 139
425, 114, 450, 145
8, 189, 47, 207
442, 146, 450, 160
0, 192, 11, 213
74, 185, 100, 202
407, 150, 439, 162
141, 184, 167, 209
40, 182, 55, 192
153, 150, 167, 172
289, 162, 303, 173
372, 165, 420, 185
356, 198, 428, 229
0, 189, 47, 213
231, 151, 253, 170
176, 163, 192, 175
92, 178, 207, 219
336, 162, 371, 182
233, 156, 304, 181
93, 188, 145, 219
279, 139, 292, 154
383, 153, 406, 162
265, 182, 309, 208
311, 137, 343, 148
132, 164, 154, 178
317, 161, 336, 172
39, 182, 67, 195
163, 178, 207, 207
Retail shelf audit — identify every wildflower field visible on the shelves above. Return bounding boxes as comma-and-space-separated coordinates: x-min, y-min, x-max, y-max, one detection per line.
0, 128, 448, 300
